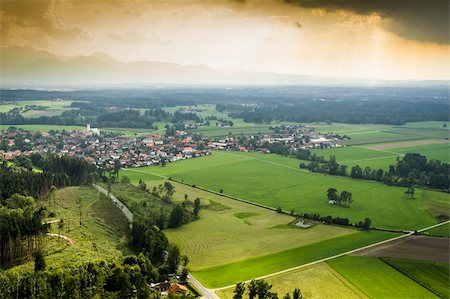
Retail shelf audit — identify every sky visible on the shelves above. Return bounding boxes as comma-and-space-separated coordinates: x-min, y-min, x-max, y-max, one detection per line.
0, 0, 449, 80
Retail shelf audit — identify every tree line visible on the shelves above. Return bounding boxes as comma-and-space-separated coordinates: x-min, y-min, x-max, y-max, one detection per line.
233, 279, 302, 299
301, 153, 449, 190
0, 194, 47, 266
1, 154, 97, 203
218, 97, 449, 125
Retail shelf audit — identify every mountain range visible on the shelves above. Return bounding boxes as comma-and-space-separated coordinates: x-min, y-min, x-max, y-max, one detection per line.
0, 46, 447, 88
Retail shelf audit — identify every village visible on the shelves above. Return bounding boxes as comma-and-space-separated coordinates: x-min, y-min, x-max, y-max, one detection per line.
0, 124, 348, 168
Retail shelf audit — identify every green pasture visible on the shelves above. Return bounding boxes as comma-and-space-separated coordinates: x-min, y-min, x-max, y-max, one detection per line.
216, 262, 368, 299
0, 100, 75, 118
394, 143, 450, 162
383, 258, 449, 299
338, 131, 426, 146
328, 256, 439, 299
124, 151, 449, 230
400, 121, 450, 130
160, 181, 356, 270
0, 124, 85, 131
311, 146, 401, 170
424, 223, 450, 237
193, 231, 396, 288
4, 186, 129, 274
311, 123, 391, 134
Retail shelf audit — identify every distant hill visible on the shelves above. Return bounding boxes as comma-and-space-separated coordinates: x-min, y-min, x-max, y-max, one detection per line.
0, 46, 448, 88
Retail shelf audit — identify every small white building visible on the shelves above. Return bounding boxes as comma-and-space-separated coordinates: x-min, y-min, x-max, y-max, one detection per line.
86, 124, 100, 136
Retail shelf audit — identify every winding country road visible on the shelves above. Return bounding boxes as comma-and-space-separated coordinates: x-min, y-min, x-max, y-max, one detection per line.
92, 183, 133, 223
93, 183, 210, 298
188, 274, 221, 299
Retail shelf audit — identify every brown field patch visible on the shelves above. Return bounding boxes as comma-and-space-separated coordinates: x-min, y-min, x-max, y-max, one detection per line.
366, 139, 449, 150
352, 235, 449, 263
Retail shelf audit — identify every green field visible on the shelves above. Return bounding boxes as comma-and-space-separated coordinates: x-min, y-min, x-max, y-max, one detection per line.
328, 256, 439, 299
159, 181, 356, 270
192, 231, 396, 288
216, 263, 368, 299
124, 151, 449, 230
0, 100, 75, 117
383, 258, 450, 299
313, 122, 449, 146
3, 186, 129, 274
424, 223, 450, 237
394, 143, 450, 162
311, 146, 401, 170
0, 124, 85, 131
339, 131, 427, 146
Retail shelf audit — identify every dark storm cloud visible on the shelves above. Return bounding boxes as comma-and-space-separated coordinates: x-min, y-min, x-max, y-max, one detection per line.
283, 0, 449, 44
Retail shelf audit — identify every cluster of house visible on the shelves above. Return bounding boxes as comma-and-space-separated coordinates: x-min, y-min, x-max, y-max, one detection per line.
0, 125, 211, 168
208, 125, 348, 152
0, 124, 348, 168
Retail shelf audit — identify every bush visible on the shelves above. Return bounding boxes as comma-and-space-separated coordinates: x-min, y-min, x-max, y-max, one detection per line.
34, 251, 46, 272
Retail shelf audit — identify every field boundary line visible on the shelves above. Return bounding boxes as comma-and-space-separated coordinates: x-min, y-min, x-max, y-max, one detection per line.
340, 155, 400, 164
122, 168, 168, 179
217, 151, 322, 175
213, 220, 450, 291
352, 146, 404, 156
380, 258, 446, 299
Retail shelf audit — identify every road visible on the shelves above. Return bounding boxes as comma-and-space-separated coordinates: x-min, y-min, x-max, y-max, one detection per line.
213, 219, 450, 291
92, 183, 134, 223
188, 274, 221, 299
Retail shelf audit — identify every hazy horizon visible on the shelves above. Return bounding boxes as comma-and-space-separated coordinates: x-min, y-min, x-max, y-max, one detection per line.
1, 0, 449, 85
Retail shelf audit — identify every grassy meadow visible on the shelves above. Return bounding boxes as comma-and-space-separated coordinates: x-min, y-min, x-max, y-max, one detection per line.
0, 100, 75, 117
328, 256, 440, 299
383, 258, 449, 299
124, 151, 449, 230
157, 181, 357, 270
192, 230, 396, 288
0, 124, 85, 131
216, 263, 368, 299
424, 223, 450, 237
3, 186, 130, 274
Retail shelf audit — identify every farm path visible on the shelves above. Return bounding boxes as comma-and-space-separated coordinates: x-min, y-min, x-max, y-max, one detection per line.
94, 182, 213, 299
92, 183, 134, 223
213, 220, 450, 291
219, 152, 322, 175
46, 233, 75, 245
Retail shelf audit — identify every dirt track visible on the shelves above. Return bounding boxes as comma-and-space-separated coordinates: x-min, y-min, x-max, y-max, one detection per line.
367, 139, 449, 150
352, 235, 449, 263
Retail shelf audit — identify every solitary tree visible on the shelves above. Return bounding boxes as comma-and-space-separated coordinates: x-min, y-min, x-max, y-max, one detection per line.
327, 188, 339, 202
193, 197, 201, 219
248, 280, 258, 299
361, 218, 372, 230
233, 282, 246, 299
339, 191, 353, 207
34, 251, 46, 272
293, 289, 302, 299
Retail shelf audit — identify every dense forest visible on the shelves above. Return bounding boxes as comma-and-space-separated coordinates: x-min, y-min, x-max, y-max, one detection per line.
1, 86, 448, 126
0, 253, 186, 299
0, 155, 98, 266
0, 154, 97, 201
219, 99, 449, 125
